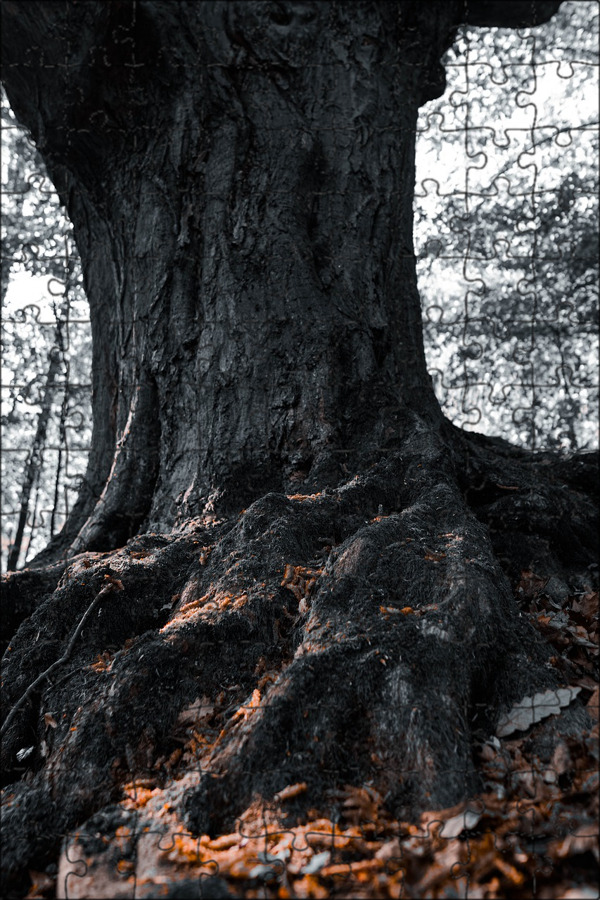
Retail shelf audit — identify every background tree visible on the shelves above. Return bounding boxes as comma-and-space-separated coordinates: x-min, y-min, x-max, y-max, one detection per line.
1, 90, 92, 568
414, 0, 598, 451
1, 2, 597, 897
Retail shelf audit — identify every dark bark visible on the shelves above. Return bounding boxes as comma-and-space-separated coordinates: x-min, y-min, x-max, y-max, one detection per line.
5, 0, 455, 549
1, 428, 596, 895
5, 0, 563, 555
3, 2, 596, 897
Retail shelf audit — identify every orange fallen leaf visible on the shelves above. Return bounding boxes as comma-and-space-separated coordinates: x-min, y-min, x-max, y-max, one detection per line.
275, 782, 308, 802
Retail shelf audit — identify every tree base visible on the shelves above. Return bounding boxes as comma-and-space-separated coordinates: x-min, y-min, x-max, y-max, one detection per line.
1, 421, 597, 896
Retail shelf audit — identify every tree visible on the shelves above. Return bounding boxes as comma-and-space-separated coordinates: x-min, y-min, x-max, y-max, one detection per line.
413, 1, 599, 452
1, 1, 597, 896
1, 89, 92, 568
5, 347, 61, 572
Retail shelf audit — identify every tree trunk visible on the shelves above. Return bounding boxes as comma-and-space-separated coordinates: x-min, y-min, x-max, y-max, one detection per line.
0, 0, 562, 555
3, 2, 596, 897
5, 1, 459, 554
6, 349, 61, 571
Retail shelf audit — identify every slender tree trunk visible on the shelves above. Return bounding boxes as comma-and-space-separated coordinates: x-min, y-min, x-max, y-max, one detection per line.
6, 350, 61, 571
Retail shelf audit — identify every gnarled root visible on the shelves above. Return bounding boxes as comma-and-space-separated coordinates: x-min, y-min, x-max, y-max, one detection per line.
1, 423, 595, 894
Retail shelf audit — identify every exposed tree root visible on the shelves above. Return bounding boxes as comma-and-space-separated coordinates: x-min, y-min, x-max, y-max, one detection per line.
0, 560, 68, 657
1, 423, 597, 895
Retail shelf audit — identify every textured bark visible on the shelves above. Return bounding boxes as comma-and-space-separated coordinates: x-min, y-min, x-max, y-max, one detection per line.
1, 0, 559, 555
4, 2, 596, 898
5, 1, 447, 549
1, 425, 595, 896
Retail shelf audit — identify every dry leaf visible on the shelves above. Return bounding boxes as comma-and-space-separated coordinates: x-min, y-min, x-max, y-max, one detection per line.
438, 807, 481, 838
176, 695, 215, 726
275, 782, 307, 802
496, 686, 582, 737
586, 687, 599, 720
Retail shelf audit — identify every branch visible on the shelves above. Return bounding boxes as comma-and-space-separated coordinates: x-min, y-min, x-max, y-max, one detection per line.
459, 1, 562, 29
0, 574, 123, 740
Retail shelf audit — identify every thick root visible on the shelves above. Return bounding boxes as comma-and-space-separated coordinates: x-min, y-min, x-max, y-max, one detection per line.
1, 426, 595, 893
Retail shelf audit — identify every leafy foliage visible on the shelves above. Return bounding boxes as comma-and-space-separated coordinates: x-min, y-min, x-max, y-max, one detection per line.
414, 0, 599, 451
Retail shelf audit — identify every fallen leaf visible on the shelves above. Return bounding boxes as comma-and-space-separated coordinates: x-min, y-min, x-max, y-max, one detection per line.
438, 807, 481, 838
274, 782, 307, 802
301, 851, 331, 875
551, 824, 600, 861
25, 870, 55, 899
585, 687, 599, 720
176, 696, 215, 726
496, 686, 582, 737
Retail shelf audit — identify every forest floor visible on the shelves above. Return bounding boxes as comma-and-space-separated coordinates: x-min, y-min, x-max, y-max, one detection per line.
20, 565, 597, 900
